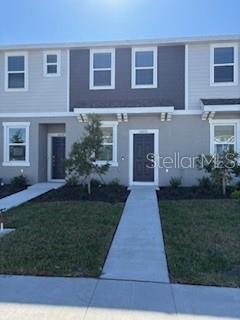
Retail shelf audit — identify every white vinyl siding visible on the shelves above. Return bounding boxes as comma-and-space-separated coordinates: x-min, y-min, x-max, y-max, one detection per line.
188, 43, 240, 110
0, 49, 68, 113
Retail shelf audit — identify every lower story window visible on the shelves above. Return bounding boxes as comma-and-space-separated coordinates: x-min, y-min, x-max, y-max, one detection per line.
213, 124, 236, 154
97, 122, 118, 165
3, 122, 30, 166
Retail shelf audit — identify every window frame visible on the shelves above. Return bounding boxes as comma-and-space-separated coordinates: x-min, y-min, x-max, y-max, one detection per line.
3, 122, 30, 167
96, 121, 118, 166
131, 46, 158, 89
210, 43, 238, 86
89, 48, 115, 90
5, 51, 28, 92
43, 50, 61, 77
210, 120, 240, 155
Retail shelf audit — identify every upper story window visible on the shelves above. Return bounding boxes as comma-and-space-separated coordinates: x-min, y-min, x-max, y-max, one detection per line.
5, 52, 28, 91
132, 47, 158, 89
210, 44, 238, 86
96, 122, 118, 166
211, 123, 236, 155
43, 51, 61, 77
90, 49, 115, 90
3, 122, 30, 167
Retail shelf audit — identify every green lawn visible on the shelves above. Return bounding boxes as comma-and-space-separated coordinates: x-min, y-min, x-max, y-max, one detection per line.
0, 201, 123, 277
160, 199, 240, 288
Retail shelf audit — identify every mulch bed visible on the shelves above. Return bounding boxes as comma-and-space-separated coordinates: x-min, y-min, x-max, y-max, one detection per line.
157, 186, 234, 201
32, 184, 130, 203
0, 185, 27, 200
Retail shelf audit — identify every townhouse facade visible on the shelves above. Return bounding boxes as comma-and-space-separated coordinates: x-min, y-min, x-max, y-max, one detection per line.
0, 35, 239, 187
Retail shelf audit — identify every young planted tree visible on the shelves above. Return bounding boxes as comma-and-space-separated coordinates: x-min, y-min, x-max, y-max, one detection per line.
65, 115, 110, 194
196, 152, 240, 196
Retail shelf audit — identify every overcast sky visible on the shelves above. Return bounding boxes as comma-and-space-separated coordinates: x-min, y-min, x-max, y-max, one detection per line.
1, 0, 239, 44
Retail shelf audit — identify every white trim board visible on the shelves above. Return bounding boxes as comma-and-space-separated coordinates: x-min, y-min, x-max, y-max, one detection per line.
129, 129, 159, 187
74, 106, 174, 114
47, 133, 66, 182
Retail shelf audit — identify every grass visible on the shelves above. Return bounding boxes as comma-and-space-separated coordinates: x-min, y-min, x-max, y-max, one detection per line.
0, 201, 123, 277
160, 199, 240, 288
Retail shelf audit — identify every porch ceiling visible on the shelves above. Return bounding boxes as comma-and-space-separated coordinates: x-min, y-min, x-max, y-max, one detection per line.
74, 106, 174, 123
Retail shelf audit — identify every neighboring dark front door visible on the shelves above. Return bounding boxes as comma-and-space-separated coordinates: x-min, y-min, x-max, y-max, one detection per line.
133, 133, 154, 182
51, 136, 66, 179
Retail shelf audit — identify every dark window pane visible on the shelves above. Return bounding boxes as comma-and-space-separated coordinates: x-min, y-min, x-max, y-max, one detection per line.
102, 127, 113, 143
8, 73, 25, 88
214, 47, 234, 64
136, 51, 154, 67
9, 128, 26, 143
214, 66, 234, 82
9, 145, 26, 161
8, 56, 24, 71
136, 69, 153, 85
98, 145, 113, 161
94, 70, 111, 86
93, 53, 111, 68
214, 125, 235, 144
47, 65, 57, 74
215, 144, 234, 155
47, 54, 57, 63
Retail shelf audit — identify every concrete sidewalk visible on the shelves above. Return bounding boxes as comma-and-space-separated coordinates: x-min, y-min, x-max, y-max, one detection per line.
0, 275, 239, 320
0, 182, 64, 211
101, 187, 169, 282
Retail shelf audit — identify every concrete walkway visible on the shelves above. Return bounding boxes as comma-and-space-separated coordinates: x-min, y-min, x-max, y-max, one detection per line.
0, 182, 64, 211
0, 275, 239, 320
101, 187, 169, 282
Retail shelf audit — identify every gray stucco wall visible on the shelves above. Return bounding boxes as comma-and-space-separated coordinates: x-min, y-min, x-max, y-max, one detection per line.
70, 46, 185, 110
66, 115, 209, 186
0, 115, 210, 186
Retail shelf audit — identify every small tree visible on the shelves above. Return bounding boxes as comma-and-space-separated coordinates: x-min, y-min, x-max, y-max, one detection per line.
196, 152, 240, 196
65, 115, 110, 194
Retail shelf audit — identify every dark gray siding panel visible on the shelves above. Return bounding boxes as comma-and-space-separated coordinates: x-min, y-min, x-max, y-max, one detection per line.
70, 46, 185, 110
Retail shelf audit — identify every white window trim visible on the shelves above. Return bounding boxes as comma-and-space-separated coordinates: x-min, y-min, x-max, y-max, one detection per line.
5, 51, 28, 92
43, 50, 61, 77
96, 121, 118, 166
2, 122, 30, 167
89, 48, 115, 90
210, 43, 238, 86
209, 119, 240, 154
129, 129, 159, 187
131, 46, 158, 89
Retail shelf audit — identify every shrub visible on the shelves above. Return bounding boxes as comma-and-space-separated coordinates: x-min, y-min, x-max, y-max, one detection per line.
197, 176, 212, 191
231, 190, 240, 201
66, 175, 79, 186
10, 174, 28, 189
169, 176, 182, 189
108, 178, 121, 186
